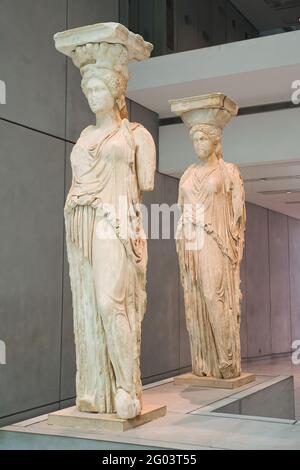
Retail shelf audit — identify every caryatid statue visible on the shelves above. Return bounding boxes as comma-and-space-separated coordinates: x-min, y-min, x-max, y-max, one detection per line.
54, 23, 156, 419
171, 93, 246, 380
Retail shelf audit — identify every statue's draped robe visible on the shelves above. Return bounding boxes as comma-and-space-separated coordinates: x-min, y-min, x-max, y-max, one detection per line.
65, 119, 147, 412
176, 160, 246, 378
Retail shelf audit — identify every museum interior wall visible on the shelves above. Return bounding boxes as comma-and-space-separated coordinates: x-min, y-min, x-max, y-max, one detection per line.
0, 0, 300, 426
126, 0, 258, 56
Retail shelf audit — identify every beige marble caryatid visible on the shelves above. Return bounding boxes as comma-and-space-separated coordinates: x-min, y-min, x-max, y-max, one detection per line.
170, 93, 246, 380
54, 23, 156, 419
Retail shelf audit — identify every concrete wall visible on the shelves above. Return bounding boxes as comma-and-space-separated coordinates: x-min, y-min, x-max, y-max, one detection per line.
127, 0, 257, 56
244, 204, 294, 358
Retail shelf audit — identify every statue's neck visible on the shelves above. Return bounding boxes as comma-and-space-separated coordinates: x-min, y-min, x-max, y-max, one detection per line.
95, 108, 122, 131
197, 152, 219, 169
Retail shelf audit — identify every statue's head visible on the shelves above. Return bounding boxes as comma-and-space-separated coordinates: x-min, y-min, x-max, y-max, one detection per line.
54, 23, 154, 121
81, 70, 128, 117
190, 124, 222, 161
169, 93, 238, 163
54, 24, 153, 120
74, 42, 129, 118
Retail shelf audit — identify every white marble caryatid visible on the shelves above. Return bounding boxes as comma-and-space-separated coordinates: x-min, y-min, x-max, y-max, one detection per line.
170, 93, 246, 380
54, 23, 156, 419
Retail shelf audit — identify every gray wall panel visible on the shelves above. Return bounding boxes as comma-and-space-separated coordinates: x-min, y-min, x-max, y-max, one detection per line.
240, 255, 248, 359
176, 0, 201, 52
59, 143, 76, 400
212, 0, 227, 45
289, 217, 300, 343
67, 0, 119, 29
0, 121, 64, 417
119, 0, 130, 27
130, 100, 159, 154
140, 172, 173, 378
175, 178, 191, 369
0, 403, 60, 428
179, 261, 192, 369
245, 203, 271, 357
131, 102, 177, 379
269, 210, 291, 354
160, 176, 180, 374
0, 0, 67, 137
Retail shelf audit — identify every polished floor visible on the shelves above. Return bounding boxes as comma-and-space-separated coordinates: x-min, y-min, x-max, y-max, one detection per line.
1, 356, 300, 450
242, 356, 300, 419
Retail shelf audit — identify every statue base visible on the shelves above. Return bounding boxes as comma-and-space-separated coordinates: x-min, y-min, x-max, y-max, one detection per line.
174, 372, 256, 389
48, 404, 167, 433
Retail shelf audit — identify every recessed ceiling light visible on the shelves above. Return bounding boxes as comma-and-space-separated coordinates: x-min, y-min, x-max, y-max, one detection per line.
258, 189, 300, 195
244, 175, 300, 183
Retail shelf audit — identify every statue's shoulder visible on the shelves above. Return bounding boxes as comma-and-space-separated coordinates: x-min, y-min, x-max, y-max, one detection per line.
129, 121, 144, 131
130, 121, 152, 137
129, 121, 141, 132
224, 162, 243, 180
129, 122, 155, 148
180, 164, 197, 183
79, 125, 94, 138
224, 161, 239, 172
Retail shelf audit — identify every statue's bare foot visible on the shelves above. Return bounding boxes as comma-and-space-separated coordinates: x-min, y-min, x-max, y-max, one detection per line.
115, 389, 141, 419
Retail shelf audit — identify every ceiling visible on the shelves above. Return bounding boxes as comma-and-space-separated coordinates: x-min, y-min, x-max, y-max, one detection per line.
231, 0, 300, 31
128, 30, 300, 119
130, 64, 300, 118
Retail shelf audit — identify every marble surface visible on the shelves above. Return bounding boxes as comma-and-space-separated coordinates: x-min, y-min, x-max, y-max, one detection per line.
174, 372, 255, 389
3, 357, 300, 450
48, 404, 167, 432
172, 93, 245, 379
54, 22, 153, 61
243, 356, 300, 420
54, 22, 156, 419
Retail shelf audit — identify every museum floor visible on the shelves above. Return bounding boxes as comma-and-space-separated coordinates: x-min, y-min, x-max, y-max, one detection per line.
243, 356, 300, 420
1, 356, 300, 450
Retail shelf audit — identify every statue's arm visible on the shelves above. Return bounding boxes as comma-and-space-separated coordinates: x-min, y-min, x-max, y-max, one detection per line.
134, 126, 156, 192
64, 176, 75, 211
228, 164, 246, 262
229, 164, 246, 228
178, 178, 185, 213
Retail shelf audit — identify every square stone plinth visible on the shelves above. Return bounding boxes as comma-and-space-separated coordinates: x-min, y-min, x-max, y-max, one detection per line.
174, 372, 256, 389
48, 404, 167, 433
